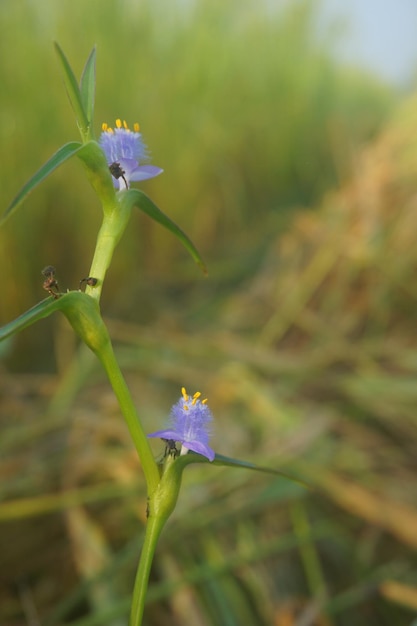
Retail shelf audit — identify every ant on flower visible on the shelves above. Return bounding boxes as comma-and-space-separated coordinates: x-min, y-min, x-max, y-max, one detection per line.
109, 161, 128, 189
162, 438, 179, 458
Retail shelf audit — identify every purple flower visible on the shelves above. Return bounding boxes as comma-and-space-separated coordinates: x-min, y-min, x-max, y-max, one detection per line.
148, 387, 215, 462
99, 119, 163, 190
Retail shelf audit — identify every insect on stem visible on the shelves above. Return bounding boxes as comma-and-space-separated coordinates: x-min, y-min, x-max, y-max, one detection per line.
41, 265, 60, 299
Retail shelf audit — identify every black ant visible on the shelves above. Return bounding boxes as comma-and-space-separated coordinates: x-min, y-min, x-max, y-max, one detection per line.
162, 438, 179, 458
109, 162, 128, 188
41, 266, 60, 299
79, 276, 98, 290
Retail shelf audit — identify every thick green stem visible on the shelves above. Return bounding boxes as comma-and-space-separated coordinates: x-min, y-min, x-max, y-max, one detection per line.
86, 201, 130, 300
96, 342, 160, 494
129, 453, 183, 626
73, 186, 169, 624
59, 292, 159, 490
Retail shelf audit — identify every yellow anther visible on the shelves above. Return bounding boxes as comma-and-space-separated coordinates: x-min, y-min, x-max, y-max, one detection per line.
102, 122, 108, 131
116, 118, 122, 128
181, 387, 189, 402
123, 119, 128, 129
192, 391, 202, 406
202, 398, 208, 404
184, 404, 189, 411
134, 122, 140, 132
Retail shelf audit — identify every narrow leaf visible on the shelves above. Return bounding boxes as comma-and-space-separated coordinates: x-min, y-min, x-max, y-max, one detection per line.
54, 42, 89, 140
80, 46, 96, 127
122, 189, 208, 274
0, 291, 104, 348
213, 453, 310, 487
1, 142, 83, 224
177, 452, 310, 488
0, 298, 63, 343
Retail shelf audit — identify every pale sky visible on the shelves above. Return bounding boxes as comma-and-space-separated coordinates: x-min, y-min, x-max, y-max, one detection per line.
320, 0, 417, 87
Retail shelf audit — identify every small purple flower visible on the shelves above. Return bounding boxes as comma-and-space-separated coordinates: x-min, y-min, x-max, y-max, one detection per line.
99, 119, 163, 190
148, 387, 215, 462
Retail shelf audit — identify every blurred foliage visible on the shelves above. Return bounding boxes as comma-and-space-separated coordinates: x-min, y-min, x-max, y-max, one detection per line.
1, 1, 417, 625
0, 0, 395, 361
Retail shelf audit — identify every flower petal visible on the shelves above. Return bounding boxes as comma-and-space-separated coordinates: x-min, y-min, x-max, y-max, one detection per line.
129, 165, 164, 181
148, 429, 180, 440
99, 121, 163, 187
185, 440, 215, 461
148, 388, 215, 462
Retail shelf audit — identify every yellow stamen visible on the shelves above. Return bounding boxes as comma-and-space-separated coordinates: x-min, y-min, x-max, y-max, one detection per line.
202, 398, 208, 404
123, 119, 128, 129
102, 122, 108, 131
192, 391, 202, 406
181, 387, 189, 402
134, 122, 140, 132
184, 405, 189, 411
115, 118, 122, 128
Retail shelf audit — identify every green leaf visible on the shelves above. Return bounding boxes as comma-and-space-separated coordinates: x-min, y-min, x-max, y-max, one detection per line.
76, 141, 116, 208
0, 298, 63, 343
177, 452, 310, 488
80, 46, 96, 128
54, 42, 90, 141
122, 189, 208, 274
0, 291, 109, 355
1, 142, 83, 224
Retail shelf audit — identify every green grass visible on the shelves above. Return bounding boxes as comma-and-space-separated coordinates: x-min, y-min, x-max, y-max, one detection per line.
1, 1, 416, 625
0, 0, 394, 334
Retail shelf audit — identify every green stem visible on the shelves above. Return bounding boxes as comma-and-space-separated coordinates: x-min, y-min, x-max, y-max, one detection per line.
129, 451, 183, 625
96, 341, 160, 494
77, 193, 167, 624
129, 513, 166, 626
86, 201, 130, 300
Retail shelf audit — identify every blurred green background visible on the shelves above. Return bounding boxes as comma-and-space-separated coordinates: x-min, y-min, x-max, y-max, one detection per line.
1, 1, 417, 625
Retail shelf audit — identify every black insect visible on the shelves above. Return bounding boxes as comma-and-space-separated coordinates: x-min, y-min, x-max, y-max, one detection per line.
162, 438, 179, 458
41, 265, 60, 299
79, 276, 98, 290
109, 161, 128, 188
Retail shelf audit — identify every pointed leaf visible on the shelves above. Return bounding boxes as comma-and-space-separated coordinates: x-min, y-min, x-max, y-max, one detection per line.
80, 46, 96, 127
76, 141, 116, 208
0, 298, 64, 343
1, 142, 83, 224
176, 452, 310, 488
122, 189, 208, 274
0, 291, 107, 353
54, 43, 90, 140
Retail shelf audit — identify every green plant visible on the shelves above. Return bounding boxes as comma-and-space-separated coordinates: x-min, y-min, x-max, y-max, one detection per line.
0, 45, 304, 626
